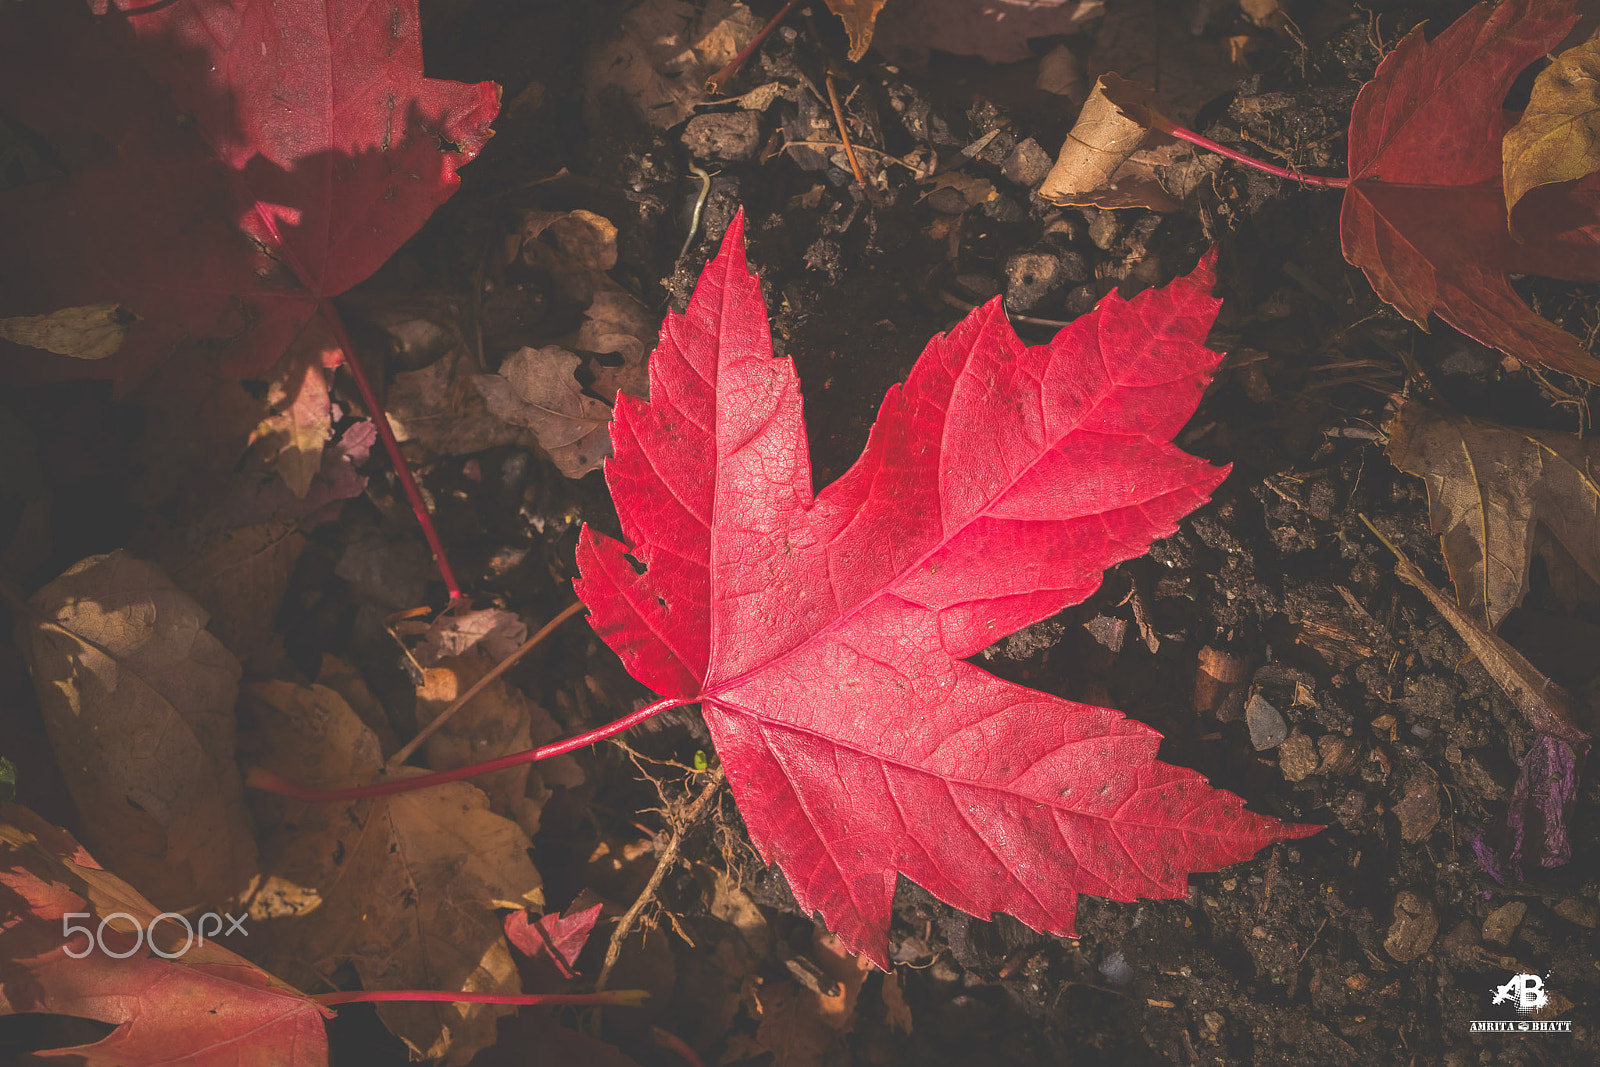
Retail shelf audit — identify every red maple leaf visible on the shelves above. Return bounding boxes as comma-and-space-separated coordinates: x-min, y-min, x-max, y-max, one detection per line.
0, 0, 498, 383
505, 901, 604, 982
574, 214, 1317, 967
0, 804, 331, 1067
1340, 0, 1600, 381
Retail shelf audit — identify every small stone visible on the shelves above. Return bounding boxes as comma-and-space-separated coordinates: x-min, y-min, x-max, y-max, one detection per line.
1278, 731, 1319, 781
681, 112, 762, 163
1553, 898, 1599, 929
1394, 768, 1441, 842
1247, 692, 1288, 750
1482, 901, 1526, 946
1383, 891, 1438, 962
1084, 614, 1126, 652
1001, 138, 1053, 187
1200, 1011, 1225, 1041
1004, 249, 1088, 312
1317, 735, 1358, 775
1064, 283, 1100, 317
1087, 209, 1120, 250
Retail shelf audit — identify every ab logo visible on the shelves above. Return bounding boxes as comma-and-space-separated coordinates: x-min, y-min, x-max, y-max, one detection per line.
1491, 973, 1550, 1015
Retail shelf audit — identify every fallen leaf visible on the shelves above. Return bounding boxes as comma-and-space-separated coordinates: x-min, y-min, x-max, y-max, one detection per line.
19, 552, 257, 911
0, 0, 497, 382
582, 0, 759, 131
519, 209, 619, 306
1040, 74, 1209, 212
0, 804, 331, 1067
1086, 0, 1237, 125
1340, 0, 1600, 382
244, 679, 542, 1065
414, 650, 563, 840
418, 608, 529, 663
583, 284, 658, 404
1503, 38, 1600, 228
477, 346, 615, 479
1473, 733, 1588, 884
386, 348, 541, 457
574, 214, 1316, 967
1386, 401, 1600, 631
504, 901, 604, 980
871, 0, 1102, 65
822, 0, 889, 62
0, 302, 135, 361
251, 329, 337, 500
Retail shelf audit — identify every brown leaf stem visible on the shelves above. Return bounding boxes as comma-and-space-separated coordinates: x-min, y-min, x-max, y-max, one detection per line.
387, 600, 585, 768
248, 694, 693, 801
705, 0, 805, 94
594, 768, 725, 995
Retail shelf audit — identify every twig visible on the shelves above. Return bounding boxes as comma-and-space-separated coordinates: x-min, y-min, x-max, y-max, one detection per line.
249, 695, 692, 802
782, 139, 920, 171
706, 0, 804, 94
595, 769, 725, 994
387, 601, 586, 769
823, 71, 870, 195
679, 164, 714, 261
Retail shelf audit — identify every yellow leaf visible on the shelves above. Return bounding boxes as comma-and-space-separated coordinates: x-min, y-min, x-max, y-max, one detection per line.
824, 0, 889, 62
1503, 40, 1600, 231
0, 301, 135, 359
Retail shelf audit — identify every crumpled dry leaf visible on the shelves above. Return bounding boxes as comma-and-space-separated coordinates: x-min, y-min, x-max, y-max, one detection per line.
414, 649, 577, 840
583, 0, 759, 130
250, 324, 337, 499
582, 283, 656, 404
0, 301, 135, 360
417, 607, 528, 663
19, 552, 257, 911
150, 421, 373, 667
1041, 73, 1217, 211
520, 209, 618, 305
1387, 402, 1600, 631
872, 0, 1101, 64
745, 928, 873, 1067
476, 346, 614, 478
386, 347, 541, 457
822, 0, 889, 62
243, 679, 543, 1066
1503, 38, 1600, 231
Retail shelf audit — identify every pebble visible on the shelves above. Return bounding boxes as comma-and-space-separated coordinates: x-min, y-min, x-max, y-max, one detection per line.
1317, 735, 1358, 775
1384, 891, 1438, 962
1004, 249, 1086, 312
1247, 692, 1288, 750
681, 112, 762, 163
1001, 137, 1053, 187
1482, 901, 1526, 946
1394, 768, 1441, 842
1554, 898, 1599, 929
1278, 731, 1319, 781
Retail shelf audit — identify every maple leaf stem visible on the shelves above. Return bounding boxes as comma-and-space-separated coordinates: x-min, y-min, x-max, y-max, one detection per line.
313, 989, 647, 1007
319, 301, 464, 603
247, 694, 691, 801
705, 0, 804, 94
1156, 123, 1350, 189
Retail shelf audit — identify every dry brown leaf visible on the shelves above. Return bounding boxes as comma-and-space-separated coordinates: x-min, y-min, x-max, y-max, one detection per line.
1503, 39, 1600, 231
20, 552, 257, 911
1387, 402, 1600, 631
162, 520, 305, 669
1364, 518, 1592, 745
414, 649, 571, 839
583, 0, 759, 130
251, 327, 335, 499
582, 282, 656, 404
519, 209, 618, 304
417, 607, 528, 663
1040, 73, 1212, 211
243, 679, 542, 1066
385, 348, 540, 457
1087, 0, 1238, 125
476, 346, 614, 478
823, 0, 888, 62
0, 301, 134, 360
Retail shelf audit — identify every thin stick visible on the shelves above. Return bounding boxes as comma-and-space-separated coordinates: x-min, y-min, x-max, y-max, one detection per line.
823, 73, 870, 194
314, 990, 645, 1007
249, 695, 691, 802
387, 601, 585, 769
595, 769, 725, 994
706, 0, 804, 94
320, 304, 464, 602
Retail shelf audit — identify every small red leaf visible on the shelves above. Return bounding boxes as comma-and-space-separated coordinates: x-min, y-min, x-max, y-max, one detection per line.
504, 902, 604, 981
575, 214, 1317, 967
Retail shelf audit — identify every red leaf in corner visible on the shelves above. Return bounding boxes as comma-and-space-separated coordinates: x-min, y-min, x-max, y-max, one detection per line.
1339, 0, 1600, 382
575, 214, 1318, 968
0, 1, 498, 382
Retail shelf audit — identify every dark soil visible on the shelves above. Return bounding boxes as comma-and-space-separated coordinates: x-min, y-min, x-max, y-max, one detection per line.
4, 1, 1599, 1065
